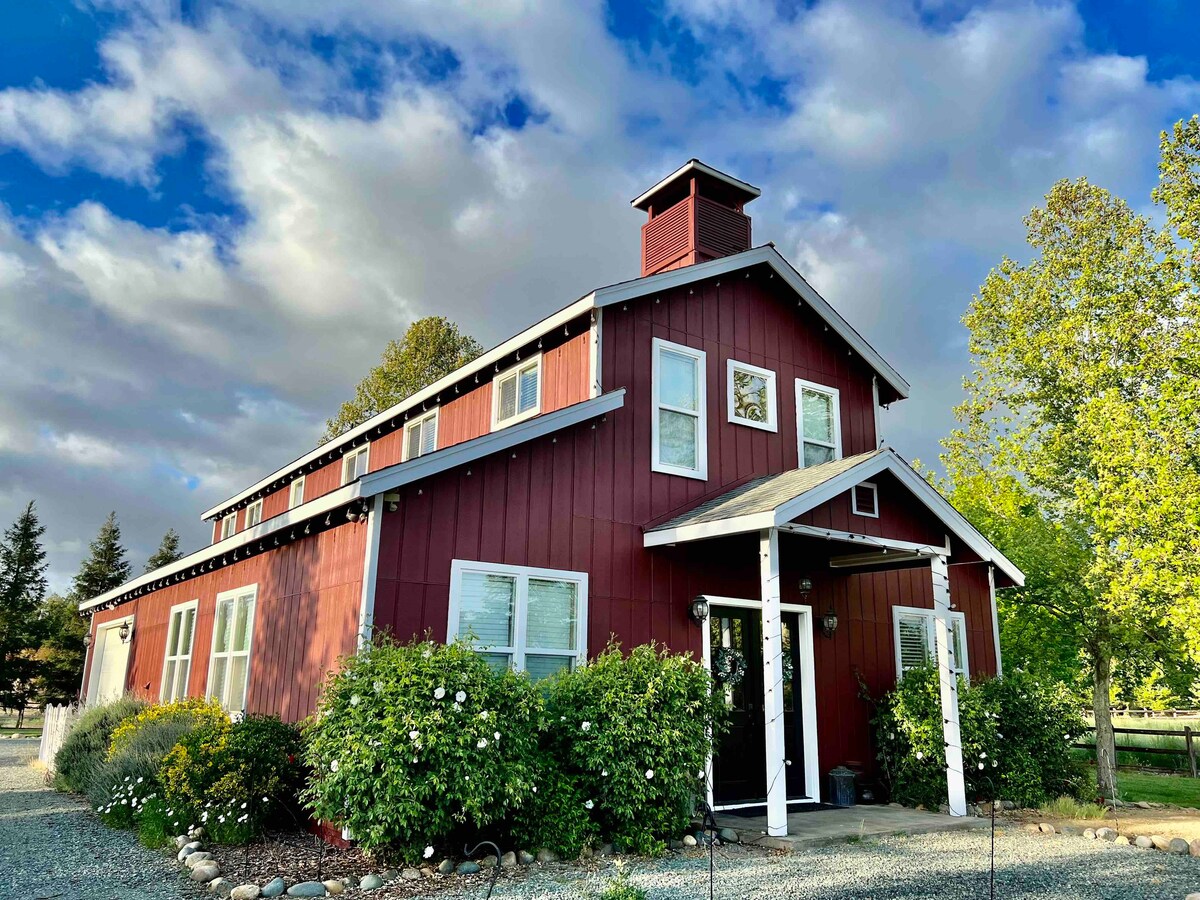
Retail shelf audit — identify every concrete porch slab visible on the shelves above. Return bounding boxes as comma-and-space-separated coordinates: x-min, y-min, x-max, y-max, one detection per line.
715, 804, 989, 851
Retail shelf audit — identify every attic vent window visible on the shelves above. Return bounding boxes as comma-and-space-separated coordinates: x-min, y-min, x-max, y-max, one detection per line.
851, 482, 878, 518
728, 359, 777, 432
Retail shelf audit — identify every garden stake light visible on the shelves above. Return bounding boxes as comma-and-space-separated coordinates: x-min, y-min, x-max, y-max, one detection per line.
463, 840, 501, 899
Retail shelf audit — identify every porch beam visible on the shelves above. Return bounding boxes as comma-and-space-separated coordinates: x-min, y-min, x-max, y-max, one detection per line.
759, 527, 788, 836
931, 553, 967, 816
778, 522, 947, 556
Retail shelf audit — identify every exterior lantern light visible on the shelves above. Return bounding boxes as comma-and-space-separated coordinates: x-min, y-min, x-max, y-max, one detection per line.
821, 609, 839, 639
798, 577, 813, 599
689, 596, 710, 625
118, 620, 133, 643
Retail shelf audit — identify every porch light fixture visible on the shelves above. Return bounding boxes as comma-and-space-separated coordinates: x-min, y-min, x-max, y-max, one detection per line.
118, 620, 132, 644
689, 596, 710, 625
821, 609, 838, 639
798, 577, 813, 599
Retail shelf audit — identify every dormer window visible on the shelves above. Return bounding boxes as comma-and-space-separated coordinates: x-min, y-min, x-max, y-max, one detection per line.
403, 409, 439, 461
492, 356, 541, 428
245, 499, 263, 528
220, 513, 236, 540
728, 359, 777, 432
796, 379, 842, 467
341, 443, 370, 484
852, 482, 879, 518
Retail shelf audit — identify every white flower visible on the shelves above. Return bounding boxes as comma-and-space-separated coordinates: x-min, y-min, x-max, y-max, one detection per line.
455, 690, 467, 703
532, 785, 537, 793
374, 680, 384, 693
602, 770, 608, 777
584, 800, 594, 810
241, 802, 247, 809
410, 730, 421, 741
581, 721, 591, 732
136, 777, 144, 784
424, 846, 435, 859
480, 710, 489, 719
477, 738, 488, 749
978, 763, 985, 770
494, 731, 501, 740
261, 796, 268, 803
453, 702, 462, 712
330, 760, 340, 772
350, 695, 361, 706
434, 687, 446, 700
916, 751, 924, 760
645, 769, 655, 780
979, 752, 987, 759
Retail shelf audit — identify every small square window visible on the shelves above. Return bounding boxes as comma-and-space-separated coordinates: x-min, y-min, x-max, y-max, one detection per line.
492, 357, 541, 428
727, 359, 777, 431
341, 444, 370, 484
852, 482, 878, 518
220, 514, 236, 540
403, 409, 439, 461
245, 499, 263, 528
288, 477, 305, 509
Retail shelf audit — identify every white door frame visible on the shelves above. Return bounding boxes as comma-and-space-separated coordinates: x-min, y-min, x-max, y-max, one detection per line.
86, 615, 135, 706
700, 595, 821, 812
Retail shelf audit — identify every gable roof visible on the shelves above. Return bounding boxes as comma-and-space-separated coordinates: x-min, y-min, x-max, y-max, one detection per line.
630, 159, 761, 211
643, 447, 1024, 587
202, 244, 908, 522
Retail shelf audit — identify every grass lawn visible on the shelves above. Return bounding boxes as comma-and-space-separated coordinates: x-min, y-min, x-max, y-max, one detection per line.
1116, 771, 1200, 807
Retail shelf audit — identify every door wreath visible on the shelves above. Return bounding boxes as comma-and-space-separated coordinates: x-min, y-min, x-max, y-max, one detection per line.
712, 646, 747, 687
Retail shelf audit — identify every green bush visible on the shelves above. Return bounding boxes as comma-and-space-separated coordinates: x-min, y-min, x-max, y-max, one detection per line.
539, 643, 724, 855
52, 696, 146, 794
597, 867, 646, 900
511, 749, 597, 858
874, 667, 1088, 808
303, 637, 543, 862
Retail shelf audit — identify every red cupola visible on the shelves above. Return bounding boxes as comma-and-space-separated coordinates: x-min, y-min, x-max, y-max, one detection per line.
632, 159, 760, 277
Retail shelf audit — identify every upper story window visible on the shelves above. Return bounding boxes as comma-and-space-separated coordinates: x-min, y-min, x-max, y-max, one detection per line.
727, 359, 777, 432
245, 499, 263, 528
492, 356, 541, 429
341, 443, 370, 484
161, 600, 198, 703
893, 606, 969, 683
852, 482, 879, 518
403, 409, 439, 461
288, 476, 305, 509
796, 379, 842, 467
448, 560, 587, 680
208, 585, 257, 713
220, 513, 236, 541
652, 338, 707, 480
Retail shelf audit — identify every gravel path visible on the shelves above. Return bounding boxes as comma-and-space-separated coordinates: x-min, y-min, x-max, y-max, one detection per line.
0, 738, 192, 900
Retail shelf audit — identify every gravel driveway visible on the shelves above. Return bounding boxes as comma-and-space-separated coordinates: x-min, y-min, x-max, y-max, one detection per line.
0, 738, 191, 900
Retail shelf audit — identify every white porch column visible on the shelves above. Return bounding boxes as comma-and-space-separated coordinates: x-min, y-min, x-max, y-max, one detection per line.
931, 553, 967, 816
759, 527, 788, 836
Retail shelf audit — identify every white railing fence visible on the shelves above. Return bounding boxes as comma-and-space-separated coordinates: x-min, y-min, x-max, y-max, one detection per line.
38, 703, 82, 772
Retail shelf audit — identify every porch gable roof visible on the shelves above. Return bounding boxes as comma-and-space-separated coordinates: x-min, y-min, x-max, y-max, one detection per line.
643, 447, 1024, 587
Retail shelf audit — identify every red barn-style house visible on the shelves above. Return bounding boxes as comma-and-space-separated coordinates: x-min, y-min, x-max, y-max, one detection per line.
79, 161, 1022, 835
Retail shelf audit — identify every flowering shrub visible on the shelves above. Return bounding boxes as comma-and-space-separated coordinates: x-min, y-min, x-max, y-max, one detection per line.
539, 643, 724, 855
53, 696, 145, 794
511, 750, 597, 857
874, 667, 1088, 808
303, 637, 543, 862
108, 698, 227, 756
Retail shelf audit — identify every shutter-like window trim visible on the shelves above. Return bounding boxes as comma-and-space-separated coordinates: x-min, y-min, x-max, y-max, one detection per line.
892, 605, 969, 684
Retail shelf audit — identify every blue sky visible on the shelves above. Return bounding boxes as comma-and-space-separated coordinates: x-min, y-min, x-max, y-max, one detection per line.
0, 0, 1196, 590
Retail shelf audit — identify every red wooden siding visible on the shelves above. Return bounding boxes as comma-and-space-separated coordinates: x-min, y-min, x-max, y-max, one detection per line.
87, 523, 367, 721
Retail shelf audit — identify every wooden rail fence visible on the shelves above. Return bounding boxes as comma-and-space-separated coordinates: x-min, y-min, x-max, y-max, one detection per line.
1074, 725, 1199, 778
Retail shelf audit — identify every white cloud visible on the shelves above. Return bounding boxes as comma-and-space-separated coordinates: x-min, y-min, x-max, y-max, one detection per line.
44, 431, 130, 468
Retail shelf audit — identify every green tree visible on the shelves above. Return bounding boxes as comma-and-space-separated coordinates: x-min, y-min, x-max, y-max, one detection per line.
34, 594, 88, 706
942, 117, 1200, 799
72, 512, 132, 602
322, 316, 484, 442
0, 502, 49, 724
144, 528, 183, 573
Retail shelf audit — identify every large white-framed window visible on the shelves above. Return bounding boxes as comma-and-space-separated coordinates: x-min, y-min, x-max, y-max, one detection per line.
727, 359, 777, 432
852, 481, 879, 518
795, 379, 842, 468
341, 443, 370, 484
160, 600, 198, 703
220, 513, 236, 540
893, 605, 969, 683
492, 356, 542, 429
245, 499, 263, 528
447, 559, 588, 680
207, 585, 257, 714
652, 338, 707, 479
403, 409, 439, 461
288, 476, 305, 509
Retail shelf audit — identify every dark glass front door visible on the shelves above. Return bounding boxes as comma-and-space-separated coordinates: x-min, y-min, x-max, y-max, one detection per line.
710, 606, 807, 806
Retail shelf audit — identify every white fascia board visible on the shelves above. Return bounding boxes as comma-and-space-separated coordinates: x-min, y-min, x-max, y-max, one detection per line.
360, 389, 625, 497
592, 246, 910, 400
642, 512, 776, 548
630, 159, 761, 209
81, 482, 363, 613
201, 296, 597, 521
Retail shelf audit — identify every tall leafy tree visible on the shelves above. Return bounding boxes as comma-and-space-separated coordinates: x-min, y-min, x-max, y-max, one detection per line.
0, 502, 49, 723
71, 512, 132, 602
34, 594, 88, 706
322, 316, 484, 441
144, 527, 183, 572
943, 117, 1200, 798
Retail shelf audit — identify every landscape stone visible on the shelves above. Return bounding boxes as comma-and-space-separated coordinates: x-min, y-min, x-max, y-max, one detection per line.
579, 846, 594, 860
261, 878, 286, 898
1038, 823, 1055, 834
597, 844, 614, 857
285, 882, 327, 898
718, 827, 740, 843
401, 869, 421, 881
179, 841, 203, 861
1096, 828, 1117, 842
212, 879, 234, 898
420, 867, 434, 878
1135, 801, 1151, 809
1059, 826, 1080, 836
186, 851, 214, 868
500, 852, 517, 869
342, 877, 358, 889
1083, 828, 1096, 840
1169, 838, 1190, 854
518, 851, 536, 865
175, 835, 190, 849
480, 855, 498, 868
1191, 838, 1200, 857
668, 839, 684, 850
1114, 835, 1130, 846
456, 861, 481, 875
1135, 835, 1154, 849
230, 886, 261, 900
1152, 835, 1172, 851
536, 848, 559, 863
437, 860, 455, 875
322, 881, 344, 895
1186, 894, 1200, 900
1001, 801, 1016, 810
381, 869, 398, 881
358, 874, 384, 891
191, 863, 221, 883
683, 834, 697, 847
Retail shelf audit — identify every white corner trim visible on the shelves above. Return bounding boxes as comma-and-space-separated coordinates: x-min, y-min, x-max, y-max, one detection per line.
589, 308, 602, 399
357, 495, 385, 649
651, 337, 708, 481
727, 358, 778, 432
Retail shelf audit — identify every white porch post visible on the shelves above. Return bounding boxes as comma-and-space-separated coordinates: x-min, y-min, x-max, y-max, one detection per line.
931, 553, 967, 816
759, 527, 788, 836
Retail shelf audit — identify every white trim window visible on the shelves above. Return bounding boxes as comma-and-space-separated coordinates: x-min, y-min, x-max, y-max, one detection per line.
447, 560, 588, 680
403, 409, 439, 461
207, 585, 257, 713
795, 379, 842, 467
245, 499, 263, 528
160, 600, 198, 702
341, 443, 370, 484
893, 606, 969, 683
852, 482, 879, 518
652, 338, 708, 479
492, 356, 542, 429
220, 513, 236, 540
727, 359, 777, 432
288, 476, 305, 510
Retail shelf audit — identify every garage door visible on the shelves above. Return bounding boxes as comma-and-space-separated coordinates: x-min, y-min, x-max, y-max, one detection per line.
89, 625, 130, 705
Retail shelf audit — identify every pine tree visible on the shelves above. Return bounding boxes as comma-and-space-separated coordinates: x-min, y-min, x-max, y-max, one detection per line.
0, 501, 49, 722
144, 528, 183, 573
34, 594, 89, 706
71, 512, 132, 602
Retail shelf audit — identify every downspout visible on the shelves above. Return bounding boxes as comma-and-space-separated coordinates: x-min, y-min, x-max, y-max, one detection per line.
356, 494, 385, 649
988, 564, 1003, 677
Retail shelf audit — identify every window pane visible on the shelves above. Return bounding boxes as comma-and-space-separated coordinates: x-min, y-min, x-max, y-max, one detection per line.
406, 424, 422, 460
233, 597, 253, 652
898, 616, 930, 670
526, 579, 577, 650
163, 659, 177, 700
180, 608, 195, 656
166, 611, 181, 658
802, 389, 834, 443
421, 417, 437, 455
498, 375, 517, 420
952, 619, 965, 672
459, 573, 515, 647
659, 409, 698, 468
209, 657, 228, 705
228, 655, 249, 712
659, 350, 698, 411
357, 450, 369, 478
526, 654, 572, 681
518, 366, 538, 413
803, 442, 836, 467
176, 659, 191, 700
213, 601, 231, 654
480, 653, 512, 673
733, 369, 769, 422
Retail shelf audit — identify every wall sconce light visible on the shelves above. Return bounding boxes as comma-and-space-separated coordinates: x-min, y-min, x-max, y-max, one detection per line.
798, 577, 813, 600
689, 596, 710, 625
118, 620, 132, 644
821, 609, 839, 639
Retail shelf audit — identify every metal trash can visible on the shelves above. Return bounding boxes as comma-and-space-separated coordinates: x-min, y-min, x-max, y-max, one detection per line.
827, 765, 857, 807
